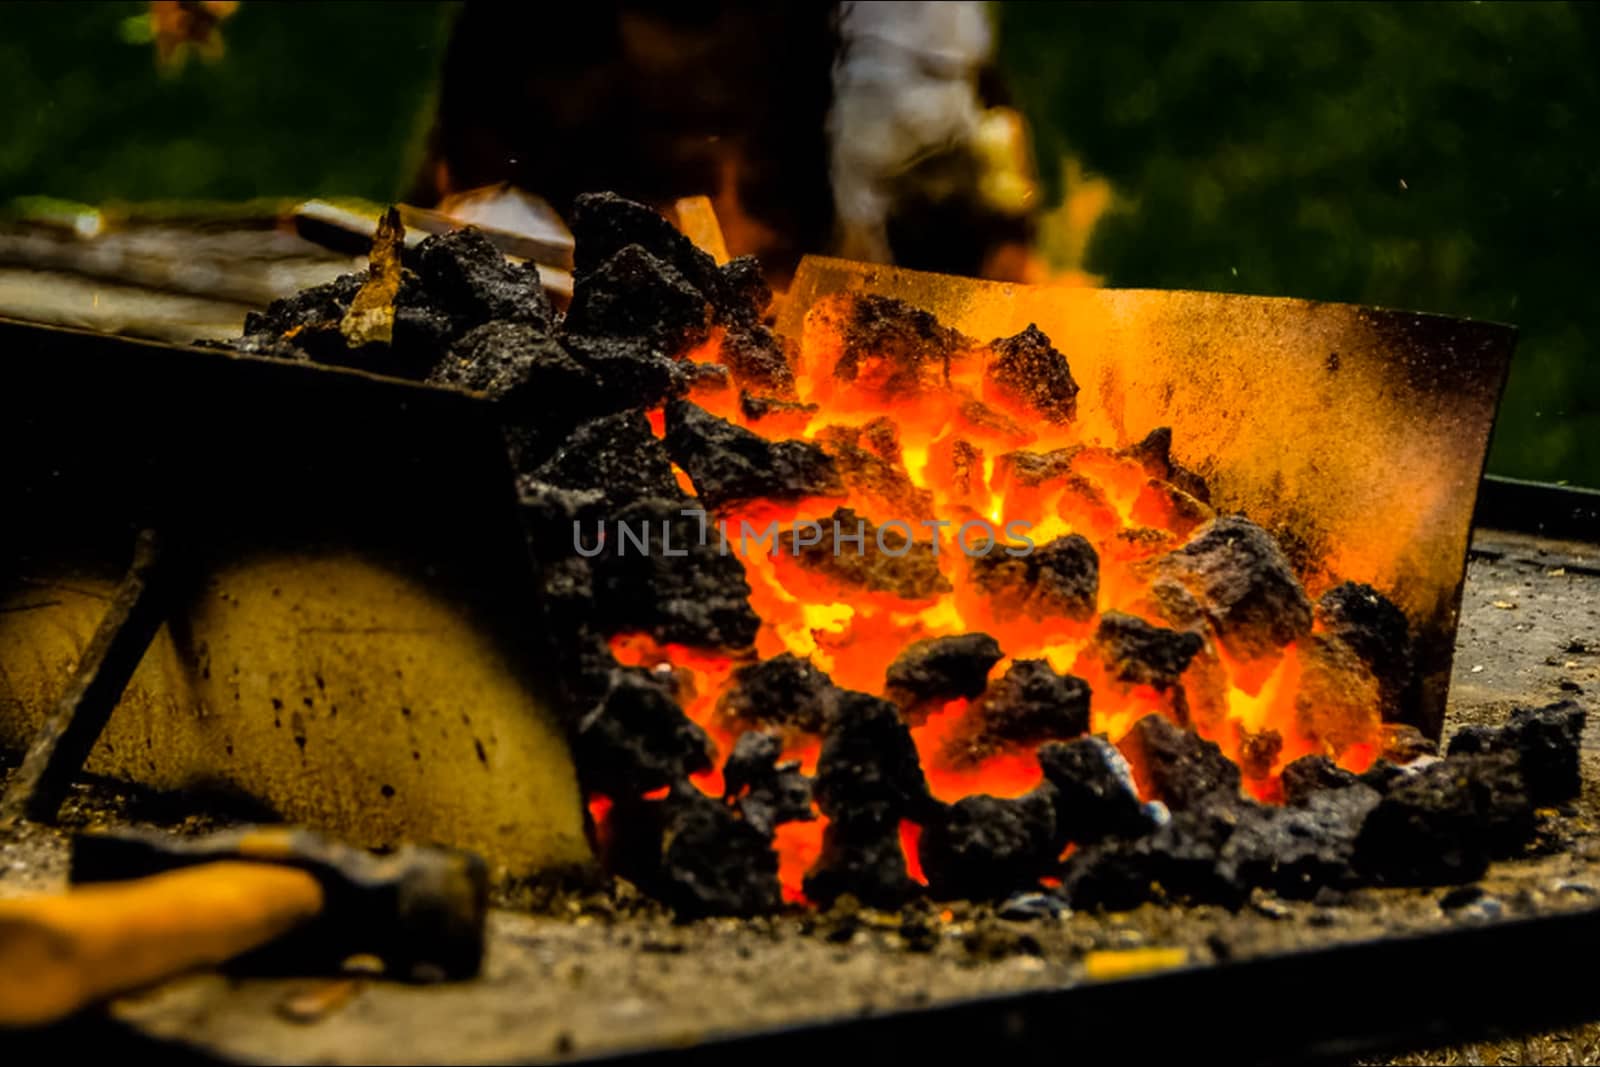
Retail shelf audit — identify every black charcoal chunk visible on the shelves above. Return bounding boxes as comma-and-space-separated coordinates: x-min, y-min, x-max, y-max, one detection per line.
1236, 729, 1284, 782
1513, 700, 1589, 802
537, 555, 596, 623
718, 256, 772, 327
723, 732, 815, 836
1446, 725, 1497, 756
560, 333, 685, 412
985, 324, 1079, 423
664, 399, 841, 508
919, 789, 1059, 901
813, 690, 930, 820
607, 786, 781, 918
884, 633, 1004, 713
587, 496, 760, 649
827, 294, 973, 394
1218, 787, 1377, 899
517, 480, 608, 560
1354, 753, 1536, 885
685, 361, 732, 393
431, 321, 600, 408
946, 660, 1091, 766
243, 271, 365, 338
1062, 796, 1249, 911
740, 392, 818, 424
1037, 736, 1161, 846
803, 809, 919, 909
410, 226, 553, 332
1091, 612, 1203, 689
563, 244, 711, 352
782, 506, 952, 601
1125, 426, 1174, 479
1446, 699, 1586, 806
1118, 714, 1241, 811
993, 447, 1079, 488
813, 423, 933, 517
1154, 516, 1313, 660
573, 668, 713, 797
1293, 633, 1384, 758
1280, 754, 1362, 806
571, 192, 726, 307
1380, 723, 1438, 764
716, 653, 836, 736
545, 629, 626, 714
530, 411, 681, 507
722, 326, 795, 396
1121, 427, 1213, 505
971, 534, 1099, 623
1317, 582, 1415, 719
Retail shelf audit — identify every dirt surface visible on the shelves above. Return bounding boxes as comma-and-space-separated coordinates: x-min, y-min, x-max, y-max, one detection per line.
3, 528, 1598, 1064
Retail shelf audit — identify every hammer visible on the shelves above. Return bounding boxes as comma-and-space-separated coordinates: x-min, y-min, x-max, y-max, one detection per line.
0, 826, 488, 1027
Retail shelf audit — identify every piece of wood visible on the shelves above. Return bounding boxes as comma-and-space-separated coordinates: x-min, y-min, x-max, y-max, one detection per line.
0, 861, 325, 1027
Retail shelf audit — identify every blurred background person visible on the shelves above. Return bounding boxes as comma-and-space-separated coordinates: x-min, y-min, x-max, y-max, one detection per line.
409, 1, 1041, 284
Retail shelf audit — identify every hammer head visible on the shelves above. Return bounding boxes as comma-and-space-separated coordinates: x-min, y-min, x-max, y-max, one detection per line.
71, 826, 489, 980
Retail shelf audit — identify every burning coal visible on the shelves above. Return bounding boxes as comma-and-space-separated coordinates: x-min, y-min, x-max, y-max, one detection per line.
225, 192, 1583, 919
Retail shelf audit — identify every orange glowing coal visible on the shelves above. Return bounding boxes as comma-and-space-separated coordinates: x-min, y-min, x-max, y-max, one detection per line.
605, 291, 1385, 903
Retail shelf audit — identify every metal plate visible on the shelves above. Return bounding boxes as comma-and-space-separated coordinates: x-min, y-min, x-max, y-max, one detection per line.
779, 258, 1518, 737
0, 318, 589, 877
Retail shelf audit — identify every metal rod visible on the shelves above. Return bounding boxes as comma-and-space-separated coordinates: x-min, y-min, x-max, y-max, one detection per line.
0, 528, 168, 825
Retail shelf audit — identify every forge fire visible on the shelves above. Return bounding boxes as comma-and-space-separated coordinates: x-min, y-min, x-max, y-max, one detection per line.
222, 192, 1583, 920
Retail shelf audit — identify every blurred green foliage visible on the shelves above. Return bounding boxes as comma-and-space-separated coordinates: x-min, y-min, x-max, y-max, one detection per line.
0, 1, 453, 204
1, 2, 1594, 485
1000, 1, 1600, 486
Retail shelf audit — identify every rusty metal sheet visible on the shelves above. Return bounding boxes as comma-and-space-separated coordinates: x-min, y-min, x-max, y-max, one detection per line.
778, 257, 1516, 737
0, 317, 590, 878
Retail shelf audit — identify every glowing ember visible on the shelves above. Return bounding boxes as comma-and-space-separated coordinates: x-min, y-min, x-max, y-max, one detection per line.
608, 290, 1387, 903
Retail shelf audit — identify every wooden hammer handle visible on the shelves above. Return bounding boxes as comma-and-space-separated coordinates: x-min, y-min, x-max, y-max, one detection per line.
0, 861, 324, 1027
